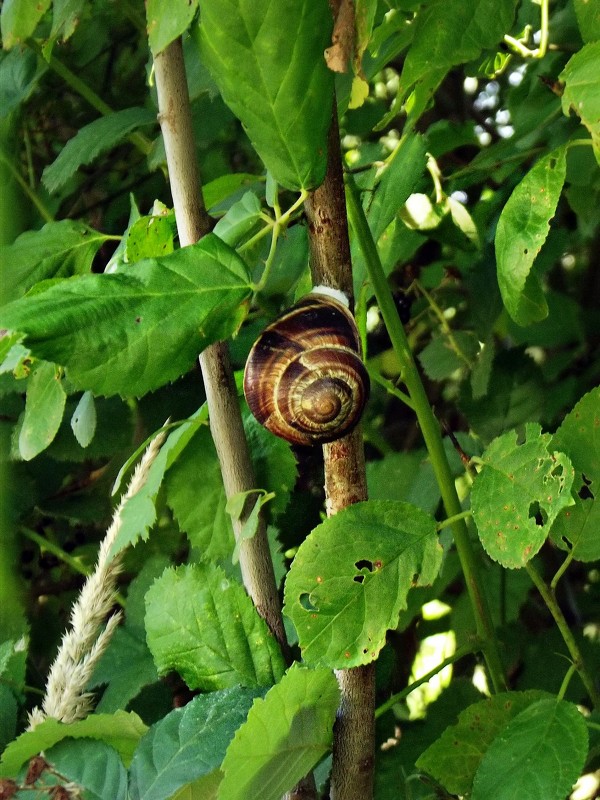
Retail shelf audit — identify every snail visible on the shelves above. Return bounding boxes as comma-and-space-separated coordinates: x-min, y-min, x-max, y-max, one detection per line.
243, 287, 369, 446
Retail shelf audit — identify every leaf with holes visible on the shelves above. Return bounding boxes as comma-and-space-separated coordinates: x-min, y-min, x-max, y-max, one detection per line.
471, 423, 574, 569
283, 500, 442, 668
560, 41, 600, 164
495, 146, 566, 326
550, 387, 600, 561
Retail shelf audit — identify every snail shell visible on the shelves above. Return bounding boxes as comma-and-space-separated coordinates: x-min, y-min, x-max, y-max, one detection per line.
243, 290, 369, 446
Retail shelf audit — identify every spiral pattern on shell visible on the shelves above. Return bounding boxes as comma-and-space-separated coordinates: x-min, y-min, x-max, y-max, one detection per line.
243, 293, 369, 446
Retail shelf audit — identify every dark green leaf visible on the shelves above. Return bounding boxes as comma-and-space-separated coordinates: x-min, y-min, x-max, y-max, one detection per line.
0, 220, 110, 303
42, 107, 156, 194
574, 0, 600, 43
0, 234, 252, 397
219, 665, 339, 800
46, 738, 128, 800
197, 0, 334, 190
471, 699, 588, 800
495, 146, 567, 325
145, 564, 286, 691
416, 690, 550, 796
283, 500, 442, 667
0, 47, 46, 119
129, 687, 260, 800
49, 0, 87, 43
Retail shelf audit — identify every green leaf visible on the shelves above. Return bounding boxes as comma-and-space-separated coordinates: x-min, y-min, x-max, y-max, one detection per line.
495, 146, 567, 325
471, 699, 588, 800
92, 626, 159, 714
574, 0, 600, 43
129, 687, 260, 800
0, 711, 147, 778
125, 214, 175, 262
416, 690, 553, 796
18, 361, 66, 460
45, 738, 128, 800
418, 332, 479, 381
367, 134, 428, 241
0, 0, 51, 49
219, 664, 339, 800
471, 423, 575, 568
0, 684, 17, 753
49, 0, 87, 44
0, 234, 252, 397
550, 387, 600, 561
165, 426, 235, 561
560, 41, 600, 164
244, 413, 297, 520
145, 564, 286, 691
367, 450, 440, 515
213, 191, 263, 247
197, 0, 334, 190
0, 220, 110, 303
70, 390, 96, 448
42, 107, 156, 194
109, 411, 207, 558
202, 173, 265, 211
0, 46, 47, 119
398, 0, 518, 105
147, 0, 199, 56
283, 500, 442, 667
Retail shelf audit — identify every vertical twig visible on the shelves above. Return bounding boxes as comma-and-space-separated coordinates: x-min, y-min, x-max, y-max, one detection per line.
305, 112, 375, 800
153, 39, 288, 651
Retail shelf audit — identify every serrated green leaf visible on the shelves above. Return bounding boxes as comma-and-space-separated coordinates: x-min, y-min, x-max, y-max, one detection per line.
92, 626, 159, 714
550, 387, 600, 561
495, 146, 567, 325
0, 234, 252, 397
244, 413, 297, 520
0, 220, 110, 303
574, 0, 600, 43
0, 711, 147, 778
471, 699, 588, 800
145, 564, 286, 691
418, 331, 478, 381
416, 690, 552, 796
70, 390, 96, 448
42, 107, 156, 194
147, 0, 199, 56
219, 665, 339, 800
0, 0, 51, 49
471, 423, 575, 568
109, 411, 206, 558
560, 41, 600, 166
18, 361, 66, 460
129, 687, 261, 800
46, 738, 128, 800
283, 500, 442, 667
197, 0, 334, 190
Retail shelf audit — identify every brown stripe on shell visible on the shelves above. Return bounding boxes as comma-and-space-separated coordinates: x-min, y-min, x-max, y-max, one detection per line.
243, 294, 369, 446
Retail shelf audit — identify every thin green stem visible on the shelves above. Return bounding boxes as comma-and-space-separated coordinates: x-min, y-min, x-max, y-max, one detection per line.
375, 642, 481, 719
415, 280, 474, 369
526, 561, 599, 709
0, 147, 54, 223
252, 189, 308, 291
551, 550, 575, 592
20, 527, 90, 577
557, 663, 577, 702
28, 40, 152, 157
346, 173, 507, 693
567, 139, 594, 149
436, 510, 473, 532
503, 0, 549, 59
367, 366, 414, 410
